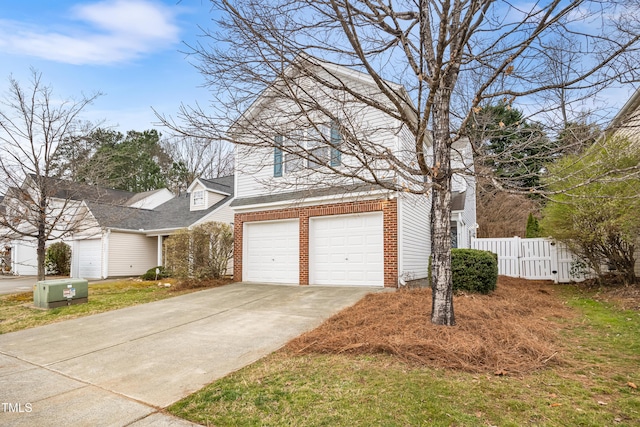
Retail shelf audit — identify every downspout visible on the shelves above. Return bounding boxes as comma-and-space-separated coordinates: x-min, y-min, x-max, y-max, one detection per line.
395, 191, 404, 287
103, 228, 110, 279
157, 235, 163, 266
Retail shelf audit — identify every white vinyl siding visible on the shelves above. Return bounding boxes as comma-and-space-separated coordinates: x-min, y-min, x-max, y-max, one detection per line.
234, 69, 405, 199
243, 220, 299, 283
195, 201, 234, 226
399, 194, 431, 281
107, 232, 157, 277
309, 212, 384, 286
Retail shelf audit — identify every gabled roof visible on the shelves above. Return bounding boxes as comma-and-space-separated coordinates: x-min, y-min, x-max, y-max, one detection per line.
231, 55, 417, 134
186, 175, 233, 195
452, 191, 466, 211
26, 174, 136, 205
609, 87, 640, 132
87, 175, 235, 232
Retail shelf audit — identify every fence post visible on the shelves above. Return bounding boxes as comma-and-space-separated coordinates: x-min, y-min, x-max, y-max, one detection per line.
550, 240, 559, 284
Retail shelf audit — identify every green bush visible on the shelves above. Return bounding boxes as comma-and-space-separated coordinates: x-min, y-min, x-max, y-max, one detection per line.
429, 249, 498, 294
45, 242, 71, 275
141, 266, 171, 280
164, 222, 234, 279
451, 249, 498, 294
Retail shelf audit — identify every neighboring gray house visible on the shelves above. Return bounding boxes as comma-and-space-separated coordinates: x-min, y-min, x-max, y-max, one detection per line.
71, 176, 234, 279
0, 175, 234, 279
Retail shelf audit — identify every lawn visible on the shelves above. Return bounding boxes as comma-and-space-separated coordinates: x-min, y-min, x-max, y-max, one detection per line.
168, 277, 640, 427
0, 278, 231, 334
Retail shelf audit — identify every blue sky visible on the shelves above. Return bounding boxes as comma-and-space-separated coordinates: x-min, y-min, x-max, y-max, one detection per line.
0, 0, 218, 134
0, 1, 637, 135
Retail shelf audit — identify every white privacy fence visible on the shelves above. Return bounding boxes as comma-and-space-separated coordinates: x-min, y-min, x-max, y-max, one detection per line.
471, 237, 588, 283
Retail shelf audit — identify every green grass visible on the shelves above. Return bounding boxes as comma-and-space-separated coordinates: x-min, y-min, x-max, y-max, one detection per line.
0, 279, 197, 334
168, 285, 640, 426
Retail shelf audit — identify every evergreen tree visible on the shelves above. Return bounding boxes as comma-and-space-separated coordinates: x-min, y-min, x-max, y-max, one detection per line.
525, 213, 540, 238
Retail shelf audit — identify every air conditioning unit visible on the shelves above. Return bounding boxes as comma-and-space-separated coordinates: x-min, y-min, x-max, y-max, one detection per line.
33, 278, 88, 309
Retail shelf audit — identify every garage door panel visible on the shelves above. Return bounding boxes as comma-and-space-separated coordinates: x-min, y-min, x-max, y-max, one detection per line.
244, 220, 299, 284
76, 239, 102, 279
310, 212, 384, 286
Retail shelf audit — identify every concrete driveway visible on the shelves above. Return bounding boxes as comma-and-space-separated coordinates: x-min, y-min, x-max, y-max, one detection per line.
0, 282, 380, 426
0, 276, 38, 295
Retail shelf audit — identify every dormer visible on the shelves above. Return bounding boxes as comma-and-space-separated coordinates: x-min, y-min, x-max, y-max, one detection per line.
186, 178, 232, 211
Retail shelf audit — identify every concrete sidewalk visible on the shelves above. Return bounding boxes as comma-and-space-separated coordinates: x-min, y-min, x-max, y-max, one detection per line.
0, 282, 380, 426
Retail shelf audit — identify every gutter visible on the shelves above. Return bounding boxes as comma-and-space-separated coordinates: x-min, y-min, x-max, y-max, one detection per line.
231, 189, 390, 212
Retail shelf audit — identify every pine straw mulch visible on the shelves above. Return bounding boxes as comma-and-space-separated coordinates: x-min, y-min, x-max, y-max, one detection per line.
285, 276, 574, 374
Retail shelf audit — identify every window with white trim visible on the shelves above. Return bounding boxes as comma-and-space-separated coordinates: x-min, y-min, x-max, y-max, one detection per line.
273, 122, 341, 177
193, 190, 204, 206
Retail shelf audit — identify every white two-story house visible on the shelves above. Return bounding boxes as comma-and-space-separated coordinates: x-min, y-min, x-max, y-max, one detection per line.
230, 57, 476, 287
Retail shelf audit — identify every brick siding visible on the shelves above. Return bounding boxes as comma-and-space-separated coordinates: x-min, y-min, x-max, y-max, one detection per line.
233, 198, 398, 287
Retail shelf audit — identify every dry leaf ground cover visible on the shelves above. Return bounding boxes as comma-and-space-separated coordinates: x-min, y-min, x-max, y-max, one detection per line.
286, 276, 569, 374
170, 276, 640, 426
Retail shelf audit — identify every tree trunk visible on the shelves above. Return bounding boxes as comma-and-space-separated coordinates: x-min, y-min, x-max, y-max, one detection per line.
431, 184, 454, 325
37, 229, 46, 281
430, 87, 455, 326
37, 192, 47, 281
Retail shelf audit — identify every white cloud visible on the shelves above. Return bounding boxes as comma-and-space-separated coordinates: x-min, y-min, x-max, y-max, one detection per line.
0, 0, 180, 65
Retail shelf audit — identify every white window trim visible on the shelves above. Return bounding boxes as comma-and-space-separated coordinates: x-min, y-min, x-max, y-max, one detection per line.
193, 190, 205, 207
283, 124, 331, 174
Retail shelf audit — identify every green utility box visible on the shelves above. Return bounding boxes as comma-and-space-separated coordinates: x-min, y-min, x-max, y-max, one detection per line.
33, 278, 89, 309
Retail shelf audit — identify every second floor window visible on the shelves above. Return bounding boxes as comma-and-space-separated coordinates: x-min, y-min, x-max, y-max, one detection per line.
274, 122, 341, 177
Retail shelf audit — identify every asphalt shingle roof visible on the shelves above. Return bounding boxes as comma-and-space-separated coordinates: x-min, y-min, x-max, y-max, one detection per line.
230, 182, 383, 207
87, 175, 234, 232
29, 174, 136, 204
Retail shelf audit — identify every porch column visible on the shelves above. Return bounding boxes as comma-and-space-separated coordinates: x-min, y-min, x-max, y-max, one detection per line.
157, 236, 163, 266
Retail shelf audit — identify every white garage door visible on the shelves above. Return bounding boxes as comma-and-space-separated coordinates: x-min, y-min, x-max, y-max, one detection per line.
76, 239, 102, 279
309, 212, 384, 286
244, 220, 299, 284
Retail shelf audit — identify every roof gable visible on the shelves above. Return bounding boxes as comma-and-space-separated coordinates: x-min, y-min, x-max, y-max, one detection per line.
186, 176, 233, 195
231, 55, 417, 134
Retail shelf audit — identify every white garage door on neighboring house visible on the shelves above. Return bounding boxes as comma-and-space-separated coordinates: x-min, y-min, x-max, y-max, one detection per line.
75, 239, 102, 279
309, 212, 384, 286
243, 219, 299, 284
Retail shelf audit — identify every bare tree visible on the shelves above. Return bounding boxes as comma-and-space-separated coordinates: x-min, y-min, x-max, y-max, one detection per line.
0, 70, 102, 280
159, 0, 640, 325
476, 176, 541, 238
161, 136, 234, 192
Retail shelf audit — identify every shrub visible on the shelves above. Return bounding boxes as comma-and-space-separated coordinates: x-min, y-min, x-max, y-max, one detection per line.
164, 222, 234, 280
141, 266, 171, 280
451, 249, 498, 294
429, 249, 498, 294
45, 242, 71, 275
